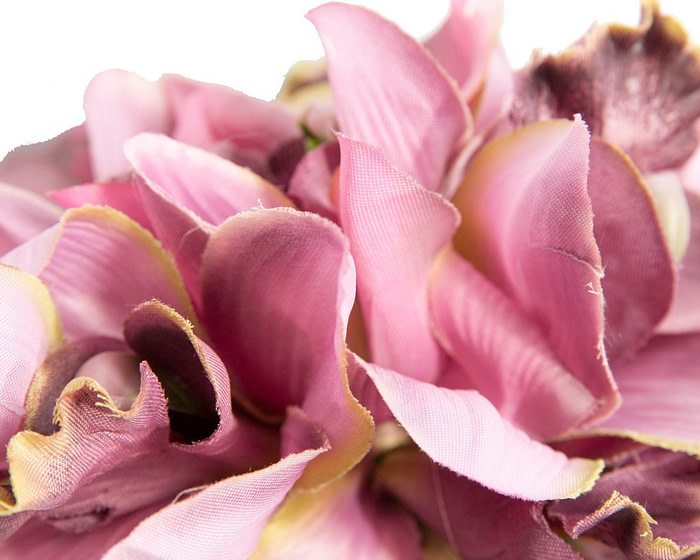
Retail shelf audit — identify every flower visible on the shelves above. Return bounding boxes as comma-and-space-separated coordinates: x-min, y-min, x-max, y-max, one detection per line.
2, 1, 700, 558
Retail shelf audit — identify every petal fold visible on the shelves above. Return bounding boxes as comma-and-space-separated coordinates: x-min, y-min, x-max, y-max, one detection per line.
452, 116, 619, 422
308, 2, 471, 194
362, 361, 603, 500
201, 207, 373, 487
337, 134, 460, 383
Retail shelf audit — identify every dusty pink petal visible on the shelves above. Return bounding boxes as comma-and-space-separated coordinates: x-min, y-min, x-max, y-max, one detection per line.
425, 0, 503, 100
592, 334, 700, 454
161, 74, 304, 186
472, 43, 514, 136
102, 445, 328, 560
0, 182, 62, 255
50, 182, 152, 233
552, 491, 700, 559
0, 126, 92, 195
4, 368, 169, 516
201, 207, 373, 487
251, 467, 422, 560
308, 3, 471, 194
83, 70, 171, 181
3, 206, 196, 341
377, 447, 580, 559
132, 176, 211, 314
337, 134, 459, 383
23, 337, 127, 437
588, 138, 675, 360
363, 361, 603, 500
124, 133, 293, 226
0, 504, 163, 560
429, 247, 598, 439
660, 191, 700, 333
453, 116, 619, 423
0, 265, 62, 469
123, 299, 277, 463
550, 448, 700, 548
288, 141, 340, 222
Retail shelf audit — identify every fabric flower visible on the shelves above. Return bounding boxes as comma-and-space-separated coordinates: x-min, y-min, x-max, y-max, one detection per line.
2, 1, 700, 558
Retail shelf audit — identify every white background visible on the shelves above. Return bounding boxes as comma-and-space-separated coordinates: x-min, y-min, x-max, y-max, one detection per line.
1, 1, 699, 159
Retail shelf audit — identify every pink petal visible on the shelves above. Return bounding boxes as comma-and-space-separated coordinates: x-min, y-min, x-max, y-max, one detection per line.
252, 468, 422, 559
550, 448, 700, 550
0, 265, 62, 469
6, 369, 170, 515
83, 70, 171, 181
124, 133, 294, 226
101, 445, 328, 560
337, 134, 459, 383
2, 302, 280, 536
429, 247, 598, 439
308, 3, 471, 194
50, 182, 152, 233
659, 191, 700, 333
552, 491, 700, 559
0, 182, 62, 255
362, 360, 603, 500
3, 206, 196, 341
23, 337, 127, 437
161, 74, 304, 186
201, 207, 373, 487
0, 505, 163, 560
593, 334, 700, 454
588, 138, 675, 360
425, 0, 504, 100
288, 141, 340, 222
471, 43, 514, 136
0, 125, 92, 195
377, 447, 581, 559
452, 116, 619, 423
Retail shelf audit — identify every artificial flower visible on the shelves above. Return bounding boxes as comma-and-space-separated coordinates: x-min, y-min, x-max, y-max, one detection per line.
2, 0, 700, 558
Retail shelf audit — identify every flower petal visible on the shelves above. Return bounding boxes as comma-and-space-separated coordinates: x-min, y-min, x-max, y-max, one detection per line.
83, 70, 171, 180
0, 126, 92, 194
429, 247, 598, 439
588, 138, 675, 360
161, 74, 304, 186
452, 116, 619, 423
124, 133, 294, 227
550, 448, 700, 551
0, 182, 61, 255
201, 207, 373, 487
308, 2, 471, 194
510, 3, 700, 174
0, 265, 62, 469
553, 491, 700, 559
337, 134, 460, 383
425, 0, 504, 100
376, 447, 581, 559
362, 361, 603, 500
659, 191, 700, 333
3, 206, 196, 341
288, 141, 340, 222
251, 468, 422, 560
50, 182, 152, 233
591, 334, 700, 454
101, 445, 328, 560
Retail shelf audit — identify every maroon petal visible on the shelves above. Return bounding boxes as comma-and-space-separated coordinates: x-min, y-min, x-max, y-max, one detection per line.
511, 3, 700, 174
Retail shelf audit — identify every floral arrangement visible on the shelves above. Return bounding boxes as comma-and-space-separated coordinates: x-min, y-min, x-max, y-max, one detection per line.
1, 1, 700, 558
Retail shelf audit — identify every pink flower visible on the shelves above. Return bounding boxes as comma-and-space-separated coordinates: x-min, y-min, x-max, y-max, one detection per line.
2, 1, 700, 558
